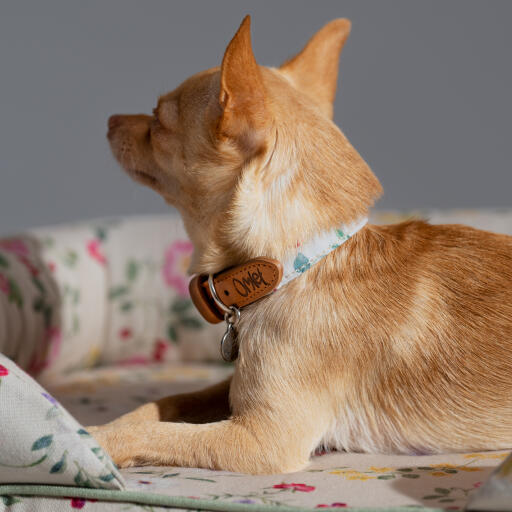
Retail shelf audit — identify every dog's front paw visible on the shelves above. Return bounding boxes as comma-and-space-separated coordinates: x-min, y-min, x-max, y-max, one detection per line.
87, 425, 139, 468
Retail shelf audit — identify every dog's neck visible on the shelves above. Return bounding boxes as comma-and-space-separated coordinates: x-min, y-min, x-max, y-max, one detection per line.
189, 109, 382, 275
189, 214, 370, 324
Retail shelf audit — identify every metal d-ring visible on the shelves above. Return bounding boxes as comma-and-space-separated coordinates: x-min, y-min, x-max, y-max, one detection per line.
207, 274, 232, 316
224, 305, 241, 326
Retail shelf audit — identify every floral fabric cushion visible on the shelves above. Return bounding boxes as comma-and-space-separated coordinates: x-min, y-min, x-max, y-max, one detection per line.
0, 353, 124, 489
0, 216, 224, 379
0, 236, 60, 374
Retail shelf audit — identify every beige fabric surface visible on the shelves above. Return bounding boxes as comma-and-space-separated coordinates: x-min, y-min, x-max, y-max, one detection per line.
45, 362, 509, 511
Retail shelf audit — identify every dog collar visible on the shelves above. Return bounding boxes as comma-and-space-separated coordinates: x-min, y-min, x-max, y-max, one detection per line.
189, 216, 368, 324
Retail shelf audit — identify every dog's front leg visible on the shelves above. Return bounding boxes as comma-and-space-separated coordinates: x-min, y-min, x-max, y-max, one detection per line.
90, 411, 316, 474
93, 402, 320, 474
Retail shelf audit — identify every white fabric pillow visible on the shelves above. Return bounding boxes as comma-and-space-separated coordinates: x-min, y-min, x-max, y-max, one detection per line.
0, 353, 124, 488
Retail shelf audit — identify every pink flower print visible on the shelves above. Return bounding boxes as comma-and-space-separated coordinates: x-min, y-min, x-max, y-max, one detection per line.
0, 365, 9, 377
162, 240, 194, 297
47, 261, 56, 273
473, 481, 483, 488
316, 504, 347, 508
70, 498, 86, 509
119, 327, 132, 340
86, 239, 107, 265
0, 239, 29, 258
0, 273, 9, 295
273, 483, 316, 492
153, 339, 168, 362
20, 256, 39, 276
69, 498, 97, 508
0, 240, 38, 275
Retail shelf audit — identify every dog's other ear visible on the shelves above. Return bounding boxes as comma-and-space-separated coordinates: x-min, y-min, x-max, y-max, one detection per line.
218, 15, 269, 153
280, 19, 351, 119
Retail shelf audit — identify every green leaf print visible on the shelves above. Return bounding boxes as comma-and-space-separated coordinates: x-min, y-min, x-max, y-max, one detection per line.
50, 452, 67, 474
72, 314, 80, 334
126, 260, 139, 282
31, 435, 53, 451
95, 227, 107, 241
167, 325, 178, 342
31, 276, 45, 294
63, 250, 78, 268
171, 299, 191, 313
0, 253, 8, 268
7, 278, 23, 307
336, 229, 348, 239
293, 253, 310, 273
33, 296, 44, 312
108, 285, 129, 299
1, 496, 21, 506
121, 301, 133, 312
180, 317, 202, 329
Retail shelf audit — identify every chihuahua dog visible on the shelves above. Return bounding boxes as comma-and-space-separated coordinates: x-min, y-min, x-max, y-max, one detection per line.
91, 16, 512, 474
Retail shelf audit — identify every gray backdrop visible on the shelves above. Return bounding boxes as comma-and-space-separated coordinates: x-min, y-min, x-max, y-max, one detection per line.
1, 1, 511, 235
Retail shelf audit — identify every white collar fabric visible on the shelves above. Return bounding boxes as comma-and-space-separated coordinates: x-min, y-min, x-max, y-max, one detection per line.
277, 217, 368, 289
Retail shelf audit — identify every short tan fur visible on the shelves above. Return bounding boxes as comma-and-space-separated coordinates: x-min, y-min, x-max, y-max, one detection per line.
92, 16, 512, 474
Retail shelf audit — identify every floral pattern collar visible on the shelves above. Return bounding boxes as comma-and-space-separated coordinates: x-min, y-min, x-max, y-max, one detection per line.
277, 216, 368, 289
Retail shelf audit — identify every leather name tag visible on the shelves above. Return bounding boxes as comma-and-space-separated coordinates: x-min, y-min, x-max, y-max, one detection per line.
189, 258, 283, 323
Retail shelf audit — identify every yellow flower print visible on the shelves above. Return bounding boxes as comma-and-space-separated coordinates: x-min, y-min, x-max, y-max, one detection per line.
369, 466, 393, 473
429, 463, 457, 469
347, 474, 376, 481
430, 471, 449, 477
330, 469, 376, 480
458, 466, 483, 472
463, 452, 509, 460
329, 469, 359, 475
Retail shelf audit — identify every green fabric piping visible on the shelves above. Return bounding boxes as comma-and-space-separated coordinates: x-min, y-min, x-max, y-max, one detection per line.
0, 484, 445, 512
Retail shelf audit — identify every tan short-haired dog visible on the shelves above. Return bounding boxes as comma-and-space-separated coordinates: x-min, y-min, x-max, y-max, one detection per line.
90, 16, 512, 474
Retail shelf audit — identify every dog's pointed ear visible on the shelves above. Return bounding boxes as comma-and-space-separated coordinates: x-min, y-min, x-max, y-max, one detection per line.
280, 19, 351, 119
218, 15, 269, 152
